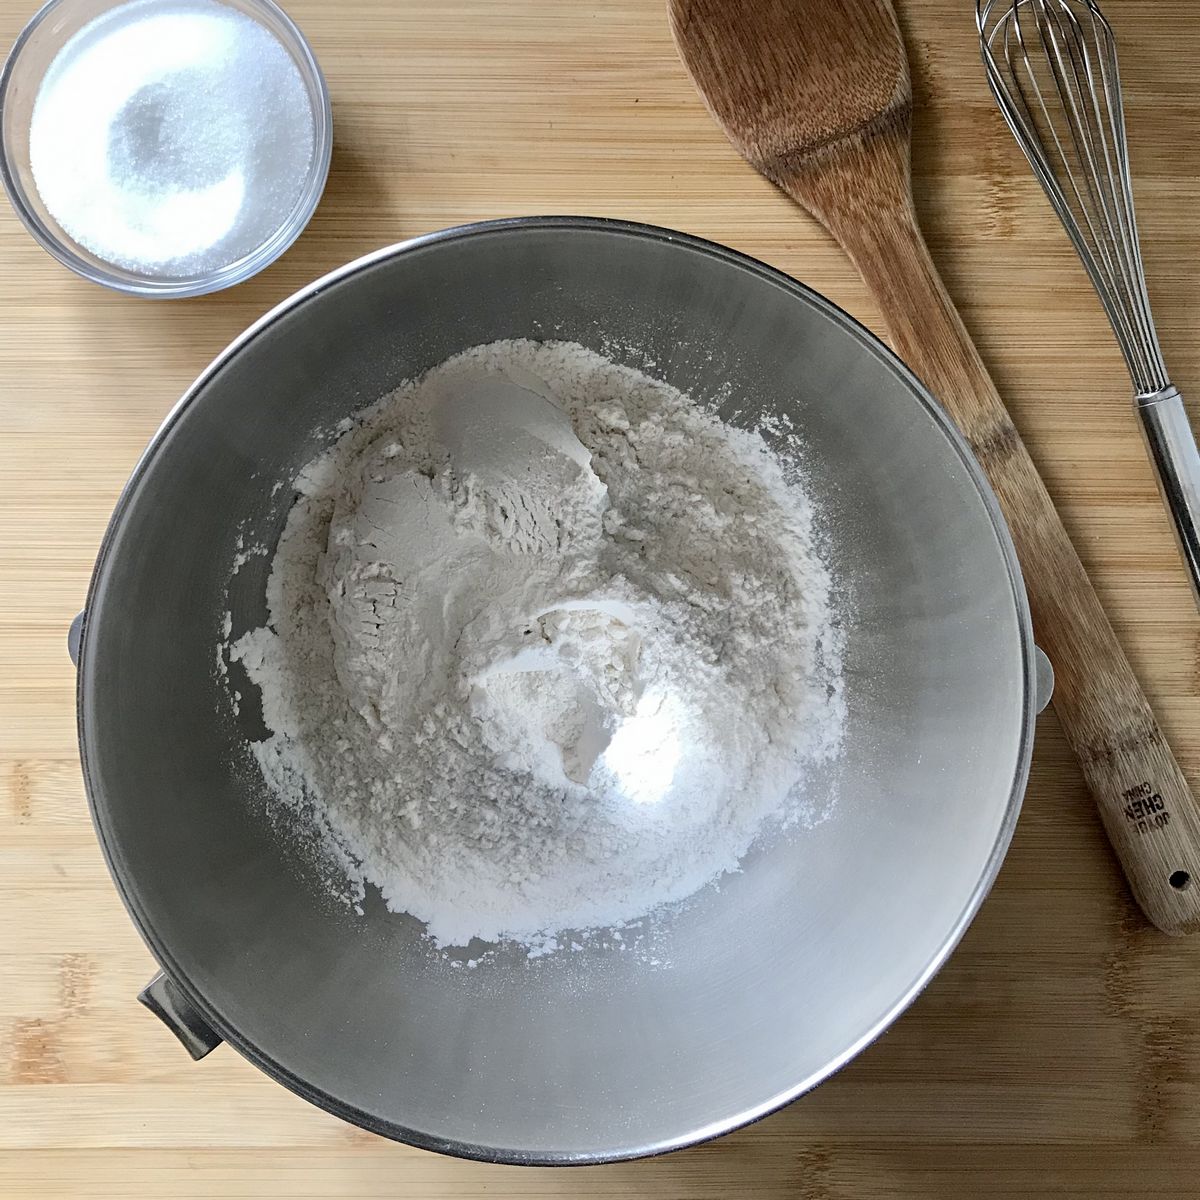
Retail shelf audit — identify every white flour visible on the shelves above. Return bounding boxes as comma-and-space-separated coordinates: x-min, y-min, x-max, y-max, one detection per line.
227, 340, 844, 953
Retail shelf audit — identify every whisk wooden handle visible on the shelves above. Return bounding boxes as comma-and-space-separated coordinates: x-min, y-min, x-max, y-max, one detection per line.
777, 123, 1200, 934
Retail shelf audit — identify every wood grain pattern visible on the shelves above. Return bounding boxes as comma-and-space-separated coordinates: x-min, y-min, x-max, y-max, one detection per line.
2, 0, 1200, 1195
671, 0, 1200, 936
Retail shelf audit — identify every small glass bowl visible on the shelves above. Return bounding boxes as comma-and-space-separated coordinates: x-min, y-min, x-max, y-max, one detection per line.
0, 0, 333, 298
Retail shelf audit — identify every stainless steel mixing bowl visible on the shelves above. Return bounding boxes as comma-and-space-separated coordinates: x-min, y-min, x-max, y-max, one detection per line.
74, 217, 1037, 1164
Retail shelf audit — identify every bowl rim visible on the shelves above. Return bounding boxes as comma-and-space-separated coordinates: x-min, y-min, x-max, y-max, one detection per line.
0, 0, 333, 298
75, 215, 1038, 1164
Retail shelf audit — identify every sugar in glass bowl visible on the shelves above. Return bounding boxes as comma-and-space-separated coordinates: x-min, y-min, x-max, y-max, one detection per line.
0, 0, 332, 297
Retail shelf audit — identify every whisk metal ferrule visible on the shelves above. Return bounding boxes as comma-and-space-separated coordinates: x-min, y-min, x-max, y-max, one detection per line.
1139, 388, 1200, 598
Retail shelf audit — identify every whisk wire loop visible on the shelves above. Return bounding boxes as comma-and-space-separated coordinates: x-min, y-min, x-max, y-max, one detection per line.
978, 0, 1169, 396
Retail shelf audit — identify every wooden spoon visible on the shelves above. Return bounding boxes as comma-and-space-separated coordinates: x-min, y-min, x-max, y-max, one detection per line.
670, 0, 1200, 933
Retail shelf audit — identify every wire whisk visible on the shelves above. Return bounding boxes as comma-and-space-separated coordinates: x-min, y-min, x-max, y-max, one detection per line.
978, 0, 1200, 605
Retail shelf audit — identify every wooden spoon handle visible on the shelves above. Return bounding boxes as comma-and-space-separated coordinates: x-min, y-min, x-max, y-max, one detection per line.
777, 125, 1200, 933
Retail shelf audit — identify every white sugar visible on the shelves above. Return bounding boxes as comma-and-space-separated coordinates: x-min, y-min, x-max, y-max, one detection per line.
29, 0, 316, 277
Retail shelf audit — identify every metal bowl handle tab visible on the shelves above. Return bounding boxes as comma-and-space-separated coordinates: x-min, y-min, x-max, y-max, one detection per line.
138, 972, 223, 1061
67, 611, 84, 667
1034, 647, 1054, 714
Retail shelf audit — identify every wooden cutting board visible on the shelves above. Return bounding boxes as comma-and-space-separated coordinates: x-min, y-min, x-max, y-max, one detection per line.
2, 0, 1198, 1195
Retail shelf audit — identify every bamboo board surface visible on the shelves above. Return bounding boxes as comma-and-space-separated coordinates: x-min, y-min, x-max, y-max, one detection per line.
2, 0, 1199, 1195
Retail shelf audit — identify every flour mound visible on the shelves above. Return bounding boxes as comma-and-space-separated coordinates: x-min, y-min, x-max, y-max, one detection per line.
228, 340, 844, 951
